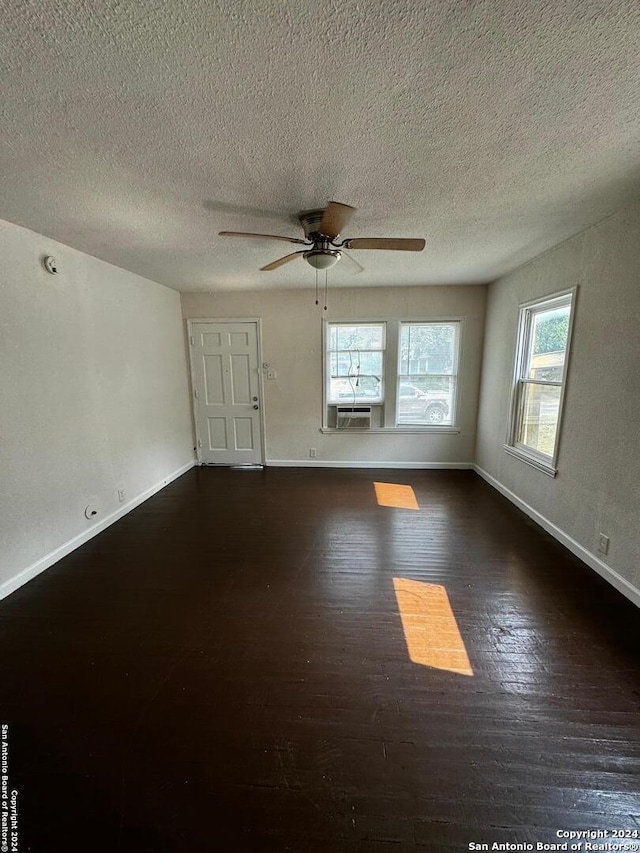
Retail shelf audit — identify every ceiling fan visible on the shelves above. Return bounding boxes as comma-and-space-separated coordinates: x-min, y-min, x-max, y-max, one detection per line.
219, 201, 425, 273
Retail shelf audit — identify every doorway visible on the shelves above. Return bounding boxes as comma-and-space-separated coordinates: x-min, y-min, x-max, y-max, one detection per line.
189, 320, 264, 465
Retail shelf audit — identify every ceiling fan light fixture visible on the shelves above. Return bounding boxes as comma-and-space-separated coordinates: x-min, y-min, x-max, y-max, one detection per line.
303, 249, 341, 270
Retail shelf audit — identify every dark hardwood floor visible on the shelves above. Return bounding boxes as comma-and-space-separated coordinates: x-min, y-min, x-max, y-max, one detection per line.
1, 468, 639, 851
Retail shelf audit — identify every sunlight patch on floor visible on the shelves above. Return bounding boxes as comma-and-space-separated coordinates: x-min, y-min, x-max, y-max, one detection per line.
374, 482, 419, 510
393, 578, 473, 676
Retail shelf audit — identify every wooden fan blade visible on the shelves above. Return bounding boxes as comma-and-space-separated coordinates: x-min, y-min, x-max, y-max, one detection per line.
340, 251, 365, 275
219, 231, 307, 245
260, 251, 305, 271
319, 202, 356, 239
342, 238, 425, 251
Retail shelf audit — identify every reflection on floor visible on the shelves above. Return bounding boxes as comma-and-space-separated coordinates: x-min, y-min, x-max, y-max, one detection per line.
374, 481, 420, 510
393, 578, 473, 676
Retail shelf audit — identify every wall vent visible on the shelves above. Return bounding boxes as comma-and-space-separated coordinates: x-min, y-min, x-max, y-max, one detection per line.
336, 405, 372, 429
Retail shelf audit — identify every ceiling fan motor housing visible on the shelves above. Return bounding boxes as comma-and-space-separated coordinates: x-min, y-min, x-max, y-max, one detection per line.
298, 209, 343, 268
298, 209, 335, 240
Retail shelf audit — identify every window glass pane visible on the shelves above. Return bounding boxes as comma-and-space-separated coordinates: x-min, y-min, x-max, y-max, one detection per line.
397, 376, 455, 425
355, 351, 382, 376
526, 305, 570, 380
397, 322, 459, 425
517, 382, 561, 457
331, 351, 382, 378
329, 375, 382, 402
327, 323, 385, 404
334, 324, 384, 351
400, 323, 457, 376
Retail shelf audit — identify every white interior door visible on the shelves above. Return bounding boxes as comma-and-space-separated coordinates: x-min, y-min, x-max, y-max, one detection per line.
190, 321, 264, 465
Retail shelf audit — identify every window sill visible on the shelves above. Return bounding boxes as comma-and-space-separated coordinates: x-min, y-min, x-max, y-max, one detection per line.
321, 426, 460, 435
503, 444, 557, 477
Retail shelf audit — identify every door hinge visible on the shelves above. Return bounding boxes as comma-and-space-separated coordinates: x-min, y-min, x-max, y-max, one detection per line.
197, 439, 202, 448
190, 336, 195, 345
194, 388, 199, 398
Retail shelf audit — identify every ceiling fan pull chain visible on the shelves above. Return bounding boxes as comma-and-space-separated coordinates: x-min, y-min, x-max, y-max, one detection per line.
324, 270, 328, 311
315, 268, 319, 305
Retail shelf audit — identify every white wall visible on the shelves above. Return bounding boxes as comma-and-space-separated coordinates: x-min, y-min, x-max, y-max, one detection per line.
182, 285, 486, 466
475, 199, 640, 602
0, 219, 194, 597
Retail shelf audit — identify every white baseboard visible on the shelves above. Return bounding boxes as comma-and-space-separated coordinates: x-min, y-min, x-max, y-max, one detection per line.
266, 460, 474, 469
0, 459, 196, 602
474, 465, 640, 609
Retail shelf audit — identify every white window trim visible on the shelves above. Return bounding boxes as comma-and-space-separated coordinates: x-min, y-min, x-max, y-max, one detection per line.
504, 287, 577, 476
322, 317, 464, 433
320, 426, 461, 434
325, 321, 386, 406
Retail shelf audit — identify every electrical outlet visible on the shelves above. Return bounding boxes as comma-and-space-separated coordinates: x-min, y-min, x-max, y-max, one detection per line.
117, 486, 126, 503
309, 448, 317, 458
598, 533, 610, 556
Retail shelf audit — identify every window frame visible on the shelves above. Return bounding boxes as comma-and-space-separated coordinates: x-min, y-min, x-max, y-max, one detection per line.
396, 321, 461, 427
325, 322, 387, 406
322, 317, 463, 433
505, 288, 577, 476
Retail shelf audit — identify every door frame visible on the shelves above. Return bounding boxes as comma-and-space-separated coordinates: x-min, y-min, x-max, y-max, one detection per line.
187, 318, 267, 465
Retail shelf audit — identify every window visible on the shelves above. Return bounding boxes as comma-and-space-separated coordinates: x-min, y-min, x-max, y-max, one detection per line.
326, 323, 385, 404
323, 319, 462, 431
397, 322, 460, 425
506, 290, 575, 474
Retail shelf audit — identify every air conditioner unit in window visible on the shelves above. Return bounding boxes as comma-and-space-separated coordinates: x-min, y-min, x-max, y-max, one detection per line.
336, 405, 372, 429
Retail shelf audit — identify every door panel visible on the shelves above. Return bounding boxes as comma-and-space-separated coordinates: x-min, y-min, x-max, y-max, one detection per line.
207, 418, 228, 450
230, 354, 251, 403
202, 332, 222, 347
234, 417, 254, 450
203, 355, 224, 404
230, 331, 249, 347
191, 321, 263, 465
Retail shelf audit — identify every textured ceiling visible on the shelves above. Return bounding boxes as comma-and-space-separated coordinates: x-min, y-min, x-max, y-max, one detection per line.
1, 0, 639, 292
